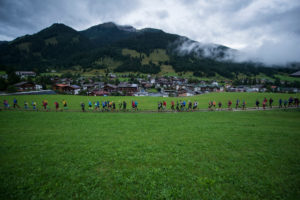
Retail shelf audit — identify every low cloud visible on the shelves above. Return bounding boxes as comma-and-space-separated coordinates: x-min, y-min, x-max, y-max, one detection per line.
174, 37, 236, 61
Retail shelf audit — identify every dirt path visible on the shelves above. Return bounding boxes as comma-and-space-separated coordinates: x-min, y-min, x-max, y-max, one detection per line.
0, 106, 299, 113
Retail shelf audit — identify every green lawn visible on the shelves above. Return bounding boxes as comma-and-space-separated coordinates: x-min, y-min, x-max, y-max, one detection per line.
0, 110, 299, 199
40, 72, 63, 76
0, 92, 299, 111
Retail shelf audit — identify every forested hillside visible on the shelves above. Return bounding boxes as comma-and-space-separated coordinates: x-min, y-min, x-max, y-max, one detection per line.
0, 22, 298, 78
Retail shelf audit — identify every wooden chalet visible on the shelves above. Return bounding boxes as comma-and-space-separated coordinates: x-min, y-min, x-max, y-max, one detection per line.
14, 82, 36, 91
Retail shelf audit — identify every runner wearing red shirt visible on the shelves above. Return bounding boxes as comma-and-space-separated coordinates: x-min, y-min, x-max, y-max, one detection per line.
228, 100, 232, 110
54, 102, 59, 111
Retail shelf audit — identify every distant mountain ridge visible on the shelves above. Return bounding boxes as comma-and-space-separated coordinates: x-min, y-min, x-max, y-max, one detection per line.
0, 22, 296, 77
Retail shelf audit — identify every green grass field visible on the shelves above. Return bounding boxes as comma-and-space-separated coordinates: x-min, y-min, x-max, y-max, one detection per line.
0, 92, 299, 111
0, 110, 299, 199
275, 74, 300, 82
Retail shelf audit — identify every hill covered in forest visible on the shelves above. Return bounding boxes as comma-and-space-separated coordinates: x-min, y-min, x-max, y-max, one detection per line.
0, 22, 298, 78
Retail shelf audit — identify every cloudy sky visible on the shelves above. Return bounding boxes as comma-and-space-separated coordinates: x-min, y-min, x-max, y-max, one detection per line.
0, 0, 299, 65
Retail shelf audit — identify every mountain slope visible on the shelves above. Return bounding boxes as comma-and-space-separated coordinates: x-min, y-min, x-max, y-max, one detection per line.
0, 23, 92, 70
80, 22, 138, 47
0, 22, 294, 78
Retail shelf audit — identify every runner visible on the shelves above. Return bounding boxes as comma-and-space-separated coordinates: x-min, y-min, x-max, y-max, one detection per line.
158, 101, 162, 112
94, 102, 98, 110
236, 99, 240, 109
104, 101, 107, 111
109, 101, 113, 111
118, 101, 122, 111
131, 100, 135, 111
102, 101, 106, 111
262, 100, 266, 110
183, 100, 186, 111
212, 100, 216, 109
134, 100, 138, 111
13, 98, 20, 108
255, 99, 260, 109
163, 101, 167, 111
180, 100, 183, 111
269, 98, 273, 108
112, 101, 116, 111
288, 97, 293, 107
97, 101, 100, 110
188, 101, 192, 111
81, 102, 85, 112
62, 100, 68, 110
193, 101, 198, 111
171, 101, 175, 111
218, 102, 222, 110
123, 101, 127, 111
284, 99, 288, 108
88, 101, 92, 110
42, 100, 48, 111
295, 97, 299, 107
32, 101, 36, 110
228, 100, 232, 110
242, 100, 246, 110
3, 100, 9, 109
208, 101, 212, 110
24, 101, 28, 109
54, 101, 59, 111
279, 99, 282, 108
176, 101, 180, 112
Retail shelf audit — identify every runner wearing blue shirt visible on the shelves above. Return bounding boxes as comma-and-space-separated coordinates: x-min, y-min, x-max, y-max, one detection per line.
32, 101, 36, 110
97, 101, 100, 110
3, 100, 9, 109
236, 99, 240, 109
134, 100, 138, 111
102, 101, 106, 111
13, 98, 20, 108
279, 99, 282, 108
88, 101, 92, 110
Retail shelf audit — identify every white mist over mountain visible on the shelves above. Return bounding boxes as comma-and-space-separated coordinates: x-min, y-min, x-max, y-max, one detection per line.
174, 37, 237, 62
175, 34, 300, 66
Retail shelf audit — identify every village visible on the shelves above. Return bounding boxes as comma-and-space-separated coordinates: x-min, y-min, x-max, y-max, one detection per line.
0, 70, 299, 96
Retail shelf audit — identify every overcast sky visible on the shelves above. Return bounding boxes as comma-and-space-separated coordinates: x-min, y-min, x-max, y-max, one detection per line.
0, 0, 299, 65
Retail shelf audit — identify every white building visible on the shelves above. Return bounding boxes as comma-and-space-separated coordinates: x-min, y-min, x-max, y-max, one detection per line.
35, 84, 43, 90
15, 71, 36, 78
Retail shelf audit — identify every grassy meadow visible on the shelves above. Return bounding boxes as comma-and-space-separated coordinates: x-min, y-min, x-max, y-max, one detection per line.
0, 92, 299, 111
0, 110, 299, 199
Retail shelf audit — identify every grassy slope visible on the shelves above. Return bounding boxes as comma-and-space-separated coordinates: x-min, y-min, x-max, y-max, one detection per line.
38, 49, 298, 82
275, 74, 300, 82
94, 57, 122, 70
0, 110, 299, 199
0, 93, 299, 111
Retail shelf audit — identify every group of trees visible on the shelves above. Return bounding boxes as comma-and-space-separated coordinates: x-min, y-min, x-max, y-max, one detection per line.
168, 53, 297, 80
115, 58, 160, 74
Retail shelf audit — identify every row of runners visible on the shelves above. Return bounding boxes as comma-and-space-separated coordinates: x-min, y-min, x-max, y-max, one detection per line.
1, 96, 299, 112
81, 100, 139, 112
1, 98, 139, 112
157, 96, 300, 112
